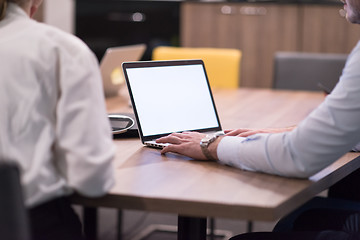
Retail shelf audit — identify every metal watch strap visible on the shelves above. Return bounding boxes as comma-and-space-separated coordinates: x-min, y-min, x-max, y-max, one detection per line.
200, 132, 224, 161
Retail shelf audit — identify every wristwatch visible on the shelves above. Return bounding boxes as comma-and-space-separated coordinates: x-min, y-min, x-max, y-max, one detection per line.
200, 131, 224, 161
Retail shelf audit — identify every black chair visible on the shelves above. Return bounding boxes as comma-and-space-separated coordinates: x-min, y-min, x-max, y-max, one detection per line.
273, 52, 348, 92
0, 161, 31, 240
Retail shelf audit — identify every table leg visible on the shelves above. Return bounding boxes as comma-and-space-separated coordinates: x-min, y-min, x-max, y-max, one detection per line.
247, 221, 253, 233
177, 216, 206, 240
209, 218, 215, 240
83, 207, 98, 240
117, 210, 123, 240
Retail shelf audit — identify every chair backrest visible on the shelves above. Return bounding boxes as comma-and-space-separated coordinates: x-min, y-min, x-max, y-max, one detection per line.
273, 52, 348, 91
0, 161, 31, 240
152, 46, 242, 89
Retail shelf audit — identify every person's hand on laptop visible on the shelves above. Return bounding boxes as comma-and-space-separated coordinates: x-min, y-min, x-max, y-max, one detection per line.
224, 126, 295, 137
156, 132, 222, 161
156, 127, 296, 160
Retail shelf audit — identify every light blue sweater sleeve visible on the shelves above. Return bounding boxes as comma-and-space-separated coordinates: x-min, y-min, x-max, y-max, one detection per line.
217, 41, 360, 178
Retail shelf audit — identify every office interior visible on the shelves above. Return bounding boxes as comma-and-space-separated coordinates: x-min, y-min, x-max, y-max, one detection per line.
35, 0, 359, 239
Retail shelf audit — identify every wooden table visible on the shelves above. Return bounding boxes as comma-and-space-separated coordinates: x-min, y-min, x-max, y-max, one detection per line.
71, 88, 360, 239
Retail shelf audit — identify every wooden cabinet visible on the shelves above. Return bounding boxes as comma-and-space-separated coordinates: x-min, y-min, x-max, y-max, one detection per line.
236, 4, 299, 88
301, 5, 360, 53
181, 2, 360, 88
181, 3, 300, 88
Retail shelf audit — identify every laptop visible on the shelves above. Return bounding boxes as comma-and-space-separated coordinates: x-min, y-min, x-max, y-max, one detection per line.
100, 44, 146, 97
122, 59, 223, 148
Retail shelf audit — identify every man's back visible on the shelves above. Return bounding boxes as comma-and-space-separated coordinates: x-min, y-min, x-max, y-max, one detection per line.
0, 3, 115, 208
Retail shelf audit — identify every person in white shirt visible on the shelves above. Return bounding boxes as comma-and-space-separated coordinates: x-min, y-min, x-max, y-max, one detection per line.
157, 0, 360, 239
0, 0, 115, 239
156, 3, 360, 179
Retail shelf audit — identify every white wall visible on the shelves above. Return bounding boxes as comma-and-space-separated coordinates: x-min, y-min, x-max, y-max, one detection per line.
43, 0, 75, 34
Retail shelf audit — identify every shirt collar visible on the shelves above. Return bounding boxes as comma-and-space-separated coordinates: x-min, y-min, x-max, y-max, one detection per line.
4, 2, 29, 21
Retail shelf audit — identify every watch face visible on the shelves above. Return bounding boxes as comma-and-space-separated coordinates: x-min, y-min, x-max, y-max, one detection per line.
200, 135, 210, 146
201, 134, 214, 146
201, 132, 224, 148
205, 135, 212, 141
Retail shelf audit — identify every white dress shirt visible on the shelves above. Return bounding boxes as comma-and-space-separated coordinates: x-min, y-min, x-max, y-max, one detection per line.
218, 41, 360, 178
0, 3, 115, 207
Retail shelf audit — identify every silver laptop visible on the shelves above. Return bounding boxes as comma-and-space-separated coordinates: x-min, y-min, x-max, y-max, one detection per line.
100, 44, 146, 97
122, 59, 223, 148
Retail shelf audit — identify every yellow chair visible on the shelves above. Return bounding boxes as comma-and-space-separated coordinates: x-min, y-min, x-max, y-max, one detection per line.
152, 46, 242, 89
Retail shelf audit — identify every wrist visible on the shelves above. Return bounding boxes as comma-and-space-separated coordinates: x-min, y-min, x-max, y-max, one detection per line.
207, 136, 223, 161
200, 132, 224, 161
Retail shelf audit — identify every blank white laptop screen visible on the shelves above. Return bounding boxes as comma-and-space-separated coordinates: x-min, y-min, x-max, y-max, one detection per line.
123, 59, 222, 145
